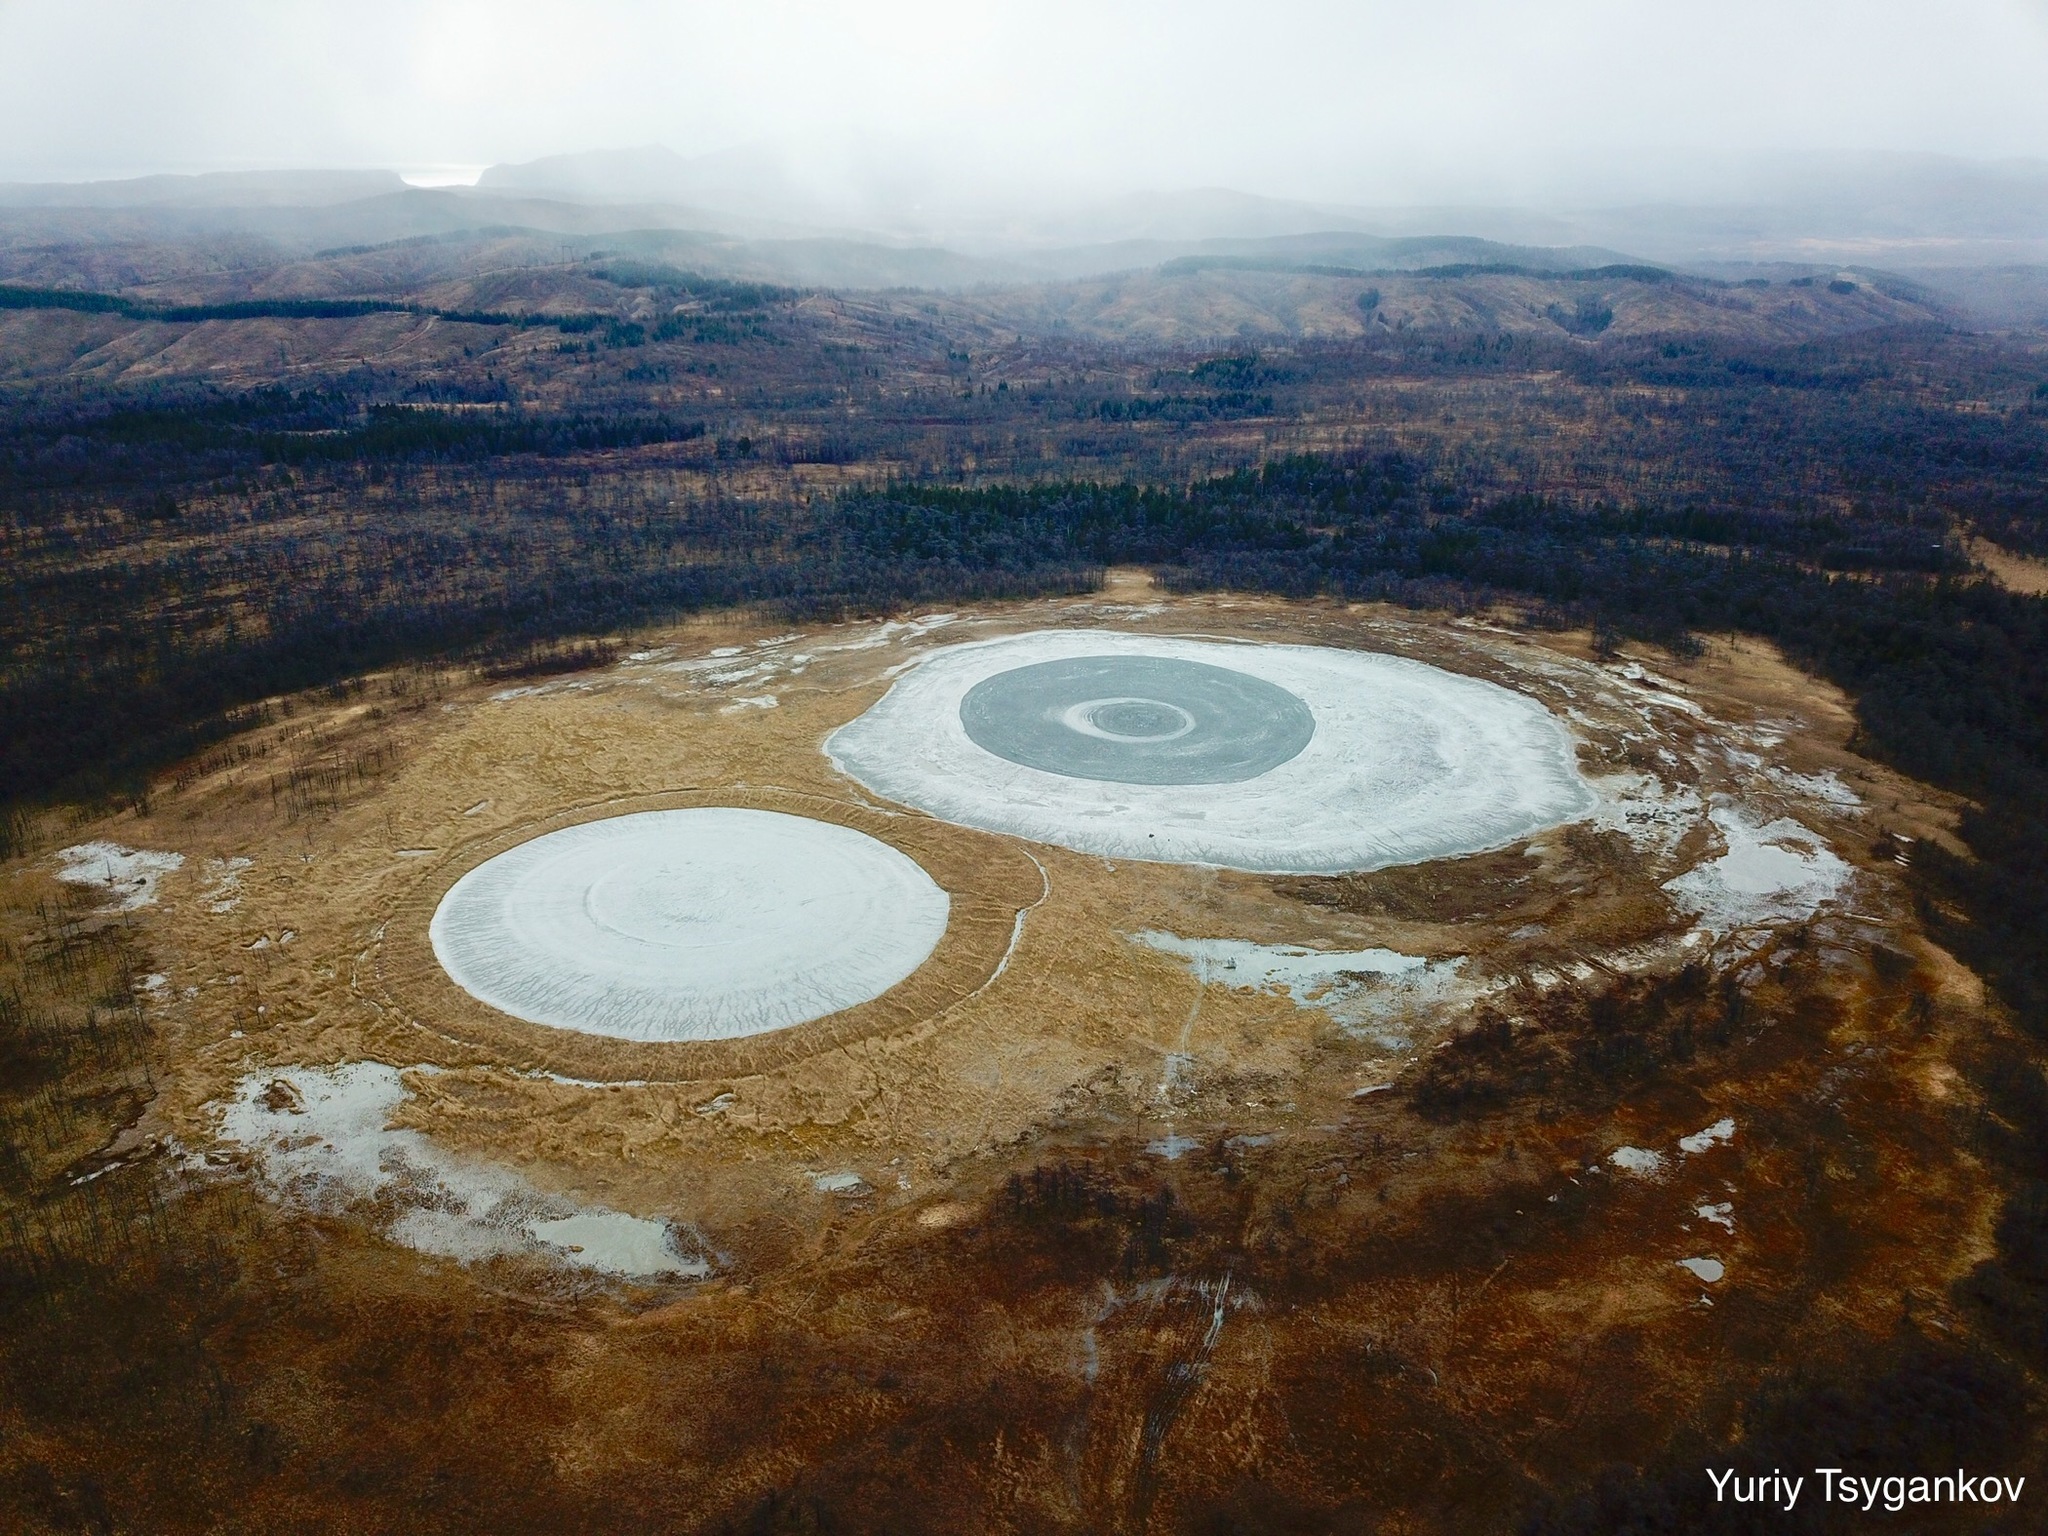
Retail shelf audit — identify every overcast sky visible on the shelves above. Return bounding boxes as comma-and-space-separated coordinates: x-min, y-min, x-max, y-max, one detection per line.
3, 0, 2046, 201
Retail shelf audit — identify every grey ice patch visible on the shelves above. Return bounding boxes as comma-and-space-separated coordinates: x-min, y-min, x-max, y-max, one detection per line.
959, 654, 1315, 784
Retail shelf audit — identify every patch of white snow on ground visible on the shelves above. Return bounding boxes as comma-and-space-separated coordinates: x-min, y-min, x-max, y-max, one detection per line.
1766, 767, 1863, 809
1679, 1117, 1737, 1154
827, 630, 1596, 873
1678, 1256, 1726, 1283
1609, 1146, 1667, 1177
1133, 931, 1465, 1043
431, 808, 948, 1042
810, 1171, 867, 1195
214, 1063, 705, 1279
1697, 1202, 1736, 1231
202, 856, 252, 913
52, 842, 184, 911
1662, 802, 1851, 939
1583, 772, 1705, 858
822, 613, 960, 652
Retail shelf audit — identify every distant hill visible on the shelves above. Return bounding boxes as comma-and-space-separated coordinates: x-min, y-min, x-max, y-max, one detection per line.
0, 168, 407, 209
954, 263, 1950, 346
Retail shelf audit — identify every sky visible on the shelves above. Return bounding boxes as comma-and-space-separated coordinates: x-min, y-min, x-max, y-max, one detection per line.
2, 0, 2047, 203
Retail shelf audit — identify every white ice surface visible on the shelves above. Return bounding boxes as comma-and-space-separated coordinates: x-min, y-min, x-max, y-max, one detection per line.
1678, 1256, 1726, 1283
826, 630, 1596, 873
52, 841, 184, 911
215, 1063, 705, 1278
1662, 802, 1851, 938
430, 809, 949, 1042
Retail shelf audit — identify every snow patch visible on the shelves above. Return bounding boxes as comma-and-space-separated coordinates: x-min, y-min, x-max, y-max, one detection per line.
202, 856, 252, 913
810, 1171, 867, 1195
823, 613, 961, 653
1584, 771, 1704, 858
1677, 1256, 1726, 1283
1766, 766, 1863, 809
52, 842, 184, 911
1662, 803, 1850, 938
214, 1063, 705, 1279
1697, 1202, 1735, 1231
1134, 931, 1465, 1042
1609, 1145, 1667, 1177
1679, 1117, 1736, 1155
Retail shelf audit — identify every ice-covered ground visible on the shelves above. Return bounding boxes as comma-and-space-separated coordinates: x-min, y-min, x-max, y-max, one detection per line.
1663, 802, 1851, 939
214, 1063, 705, 1279
826, 631, 1595, 873
1610, 1145, 1668, 1177
52, 842, 184, 911
1133, 931, 1465, 1045
431, 809, 949, 1041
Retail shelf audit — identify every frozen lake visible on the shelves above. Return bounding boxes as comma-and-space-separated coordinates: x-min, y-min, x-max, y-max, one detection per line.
827, 630, 1595, 872
431, 808, 950, 1041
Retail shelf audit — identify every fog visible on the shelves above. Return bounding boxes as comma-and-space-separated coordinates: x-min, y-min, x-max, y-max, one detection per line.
2, 0, 2046, 209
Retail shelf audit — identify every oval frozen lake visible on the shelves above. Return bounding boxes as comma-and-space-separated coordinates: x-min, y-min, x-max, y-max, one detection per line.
430, 809, 950, 1042
826, 630, 1596, 873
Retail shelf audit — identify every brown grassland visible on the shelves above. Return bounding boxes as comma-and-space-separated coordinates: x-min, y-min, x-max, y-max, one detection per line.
2, 575, 2021, 1533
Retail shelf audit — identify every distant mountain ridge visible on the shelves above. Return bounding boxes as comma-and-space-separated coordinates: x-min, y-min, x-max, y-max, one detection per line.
0, 168, 408, 209
0, 150, 2042, 321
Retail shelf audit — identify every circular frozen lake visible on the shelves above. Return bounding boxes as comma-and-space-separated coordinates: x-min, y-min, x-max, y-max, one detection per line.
429, 809, 950, 1042
826, 630, 1596, 873
960, 654, 1316, 784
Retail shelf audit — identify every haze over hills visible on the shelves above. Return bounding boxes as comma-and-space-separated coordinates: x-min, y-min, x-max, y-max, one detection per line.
1, 146, 2045, 326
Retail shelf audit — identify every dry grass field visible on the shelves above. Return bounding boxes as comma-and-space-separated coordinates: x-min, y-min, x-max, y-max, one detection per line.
3, 576, 2017, 1532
